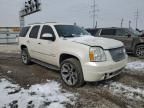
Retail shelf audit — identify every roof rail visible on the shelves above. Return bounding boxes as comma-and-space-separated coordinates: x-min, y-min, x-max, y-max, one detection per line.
44, 22, 57, 23
28, 22, 42, 25
28, 22, 57, 25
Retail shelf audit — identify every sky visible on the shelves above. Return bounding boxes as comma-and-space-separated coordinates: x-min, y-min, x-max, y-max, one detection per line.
0, 0, 144, 29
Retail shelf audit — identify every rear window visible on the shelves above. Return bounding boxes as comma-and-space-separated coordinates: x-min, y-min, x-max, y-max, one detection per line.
19, 27, 30, 37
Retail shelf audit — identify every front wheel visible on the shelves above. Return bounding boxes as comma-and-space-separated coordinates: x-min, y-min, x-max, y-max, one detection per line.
21, 48, 31, 65
135, 45, 144, 58
60, 58, 85, 87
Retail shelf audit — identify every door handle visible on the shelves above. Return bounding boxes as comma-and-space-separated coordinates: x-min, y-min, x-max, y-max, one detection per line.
38, 42, 41, 45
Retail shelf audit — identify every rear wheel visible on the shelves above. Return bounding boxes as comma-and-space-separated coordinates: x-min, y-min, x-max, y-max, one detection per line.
21, 48, 31, 65
60, 58, 85, 87
135, 45, 144, 58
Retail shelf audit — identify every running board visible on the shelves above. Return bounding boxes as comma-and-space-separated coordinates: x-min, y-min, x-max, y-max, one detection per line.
31, 59, 60, 71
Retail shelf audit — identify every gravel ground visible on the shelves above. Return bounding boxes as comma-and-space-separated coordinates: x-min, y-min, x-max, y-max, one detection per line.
0, 44, 144, 108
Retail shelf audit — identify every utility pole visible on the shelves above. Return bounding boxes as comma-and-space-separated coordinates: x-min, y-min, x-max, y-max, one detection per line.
129, 20, 131, 29
134, 9, 139, 29
95, 21, 97, 28
90, 0, 99, 28
121, 18, 124, 28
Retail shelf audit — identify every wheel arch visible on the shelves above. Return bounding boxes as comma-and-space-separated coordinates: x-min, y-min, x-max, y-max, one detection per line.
135, 43, 144, 47
59, 53, 81, 65
21, 45, 27, 50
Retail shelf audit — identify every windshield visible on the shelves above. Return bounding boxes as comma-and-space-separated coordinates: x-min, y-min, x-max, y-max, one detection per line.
54, 25, 90, 38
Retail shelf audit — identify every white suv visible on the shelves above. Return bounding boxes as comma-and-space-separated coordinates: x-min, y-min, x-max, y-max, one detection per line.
19, 23, 127, 87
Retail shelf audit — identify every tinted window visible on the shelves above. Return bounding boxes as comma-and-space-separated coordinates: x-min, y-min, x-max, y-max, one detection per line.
86, 29, 99, 36
116, 29, 127, 36
40, 25, 55, 40
29, 25, 40, 38
101, 29, 116, 35
19, 27, 30, 37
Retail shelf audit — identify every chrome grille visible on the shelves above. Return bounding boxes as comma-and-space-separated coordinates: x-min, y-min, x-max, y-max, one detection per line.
109, 47, 125, 62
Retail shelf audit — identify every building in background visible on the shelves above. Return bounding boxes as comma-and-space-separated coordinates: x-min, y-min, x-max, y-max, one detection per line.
0, 27, 20, 44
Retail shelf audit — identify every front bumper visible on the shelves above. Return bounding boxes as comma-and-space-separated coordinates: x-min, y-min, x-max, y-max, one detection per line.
82, 58, 127, 82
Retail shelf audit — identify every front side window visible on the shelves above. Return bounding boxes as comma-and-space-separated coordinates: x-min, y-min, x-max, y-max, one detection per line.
116, 29, 127, 36
40, 25, 55, 40
54, 25, 90, 38
126, 28, 140, 36
29, 25, 40, 39
101, 29, 116, 35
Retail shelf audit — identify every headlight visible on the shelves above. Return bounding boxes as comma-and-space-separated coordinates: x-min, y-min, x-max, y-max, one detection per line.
89, 47, 107, 62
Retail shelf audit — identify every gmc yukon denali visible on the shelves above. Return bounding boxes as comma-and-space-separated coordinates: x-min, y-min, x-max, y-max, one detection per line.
19, 23, 127, 87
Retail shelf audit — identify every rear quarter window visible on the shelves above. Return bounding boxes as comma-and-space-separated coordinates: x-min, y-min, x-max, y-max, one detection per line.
19, 27, 30, 37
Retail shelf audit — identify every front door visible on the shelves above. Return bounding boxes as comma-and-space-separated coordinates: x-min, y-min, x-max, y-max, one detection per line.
37, 25, 59, 66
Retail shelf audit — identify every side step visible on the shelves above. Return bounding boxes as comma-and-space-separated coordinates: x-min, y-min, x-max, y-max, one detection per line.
31, 59, 60, 71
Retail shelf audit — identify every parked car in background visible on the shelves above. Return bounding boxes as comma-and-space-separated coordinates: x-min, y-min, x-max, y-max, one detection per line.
86, 27, 144, 58
19, 23, 127, 87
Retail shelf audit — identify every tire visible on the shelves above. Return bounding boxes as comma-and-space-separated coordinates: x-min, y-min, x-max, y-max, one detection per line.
60, 58, 85, 87
21, 48, 31, 65
134, 45, 144, 58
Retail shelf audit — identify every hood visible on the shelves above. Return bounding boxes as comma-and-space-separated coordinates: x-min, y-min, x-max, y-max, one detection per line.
67, 35, 123, 49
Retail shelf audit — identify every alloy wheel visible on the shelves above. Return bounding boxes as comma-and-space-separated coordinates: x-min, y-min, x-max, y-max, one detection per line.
61, 63, 78, 86
22, 50, 28, 64
136, 46, 144, 57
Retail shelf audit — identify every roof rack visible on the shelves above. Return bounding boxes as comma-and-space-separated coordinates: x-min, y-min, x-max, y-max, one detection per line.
44, 22, 57, 23
28, 22, 57, 25
28, 22, 42, 25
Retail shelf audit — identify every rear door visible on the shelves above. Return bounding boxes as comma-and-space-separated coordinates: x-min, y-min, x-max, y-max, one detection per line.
27, 25, 41, 59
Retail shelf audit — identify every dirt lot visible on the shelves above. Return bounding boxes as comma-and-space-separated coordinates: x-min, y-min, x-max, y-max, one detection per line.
0, 45, 144, 108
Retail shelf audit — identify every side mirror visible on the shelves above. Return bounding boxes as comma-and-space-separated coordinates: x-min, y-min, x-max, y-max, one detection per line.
42, 33, 55, 41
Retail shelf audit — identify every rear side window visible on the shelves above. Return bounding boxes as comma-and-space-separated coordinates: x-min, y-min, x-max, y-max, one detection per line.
19, 27, 30, 37
101, 29, 116, 35
29, 25, 40, 39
